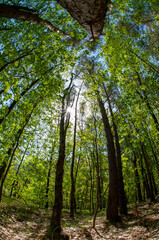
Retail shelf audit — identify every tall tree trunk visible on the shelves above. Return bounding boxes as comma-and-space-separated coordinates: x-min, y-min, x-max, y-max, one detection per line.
93, 115, 102, 210
97, 93, 119, 222
45, 143, 54, 209
103, 84, 127, 214
49, 92, 70, 240
70, 87, 81, 218
88, 156, 94, 214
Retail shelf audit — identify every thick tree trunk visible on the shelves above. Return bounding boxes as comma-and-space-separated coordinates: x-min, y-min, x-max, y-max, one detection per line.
0, 162, 7, 181
97, 93, 119, 222
49, 95, 70, 240
103, 85, 127, 214
56, 0, 110, 38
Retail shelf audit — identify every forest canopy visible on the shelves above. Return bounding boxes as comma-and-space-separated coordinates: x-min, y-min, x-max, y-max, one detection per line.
0, 0, 159, 239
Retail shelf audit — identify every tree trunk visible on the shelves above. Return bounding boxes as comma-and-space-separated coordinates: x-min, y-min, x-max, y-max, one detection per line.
0, 162, 7, 181
56, 0, 110, 38
88, 156, 94, 213
93, 116, 102, 210
132, 153, 143, 202
97, 93, 119, 222
49, 93, 70, 240
45, 144, 54, 209
139, 155, 150, 199
141, 144, 156, 202
70, 87, 81, 218
0, 141, 19, 201
103, 84, 127, 214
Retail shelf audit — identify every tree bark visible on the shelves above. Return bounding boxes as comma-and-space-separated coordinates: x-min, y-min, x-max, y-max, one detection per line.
56, 0, 110, 38
0, 141, 19, 201
0, 4, 71, 39
49, 90, 71, 239
103, 84, 127, 214
45, 143, 54, 209
97, 93, 119, 222
70, 87, 81, 218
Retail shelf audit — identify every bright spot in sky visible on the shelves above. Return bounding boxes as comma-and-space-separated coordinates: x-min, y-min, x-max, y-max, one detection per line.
67, 106, 74, 114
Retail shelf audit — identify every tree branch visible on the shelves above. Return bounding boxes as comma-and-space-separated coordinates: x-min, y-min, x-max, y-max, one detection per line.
0, 4, 74, 40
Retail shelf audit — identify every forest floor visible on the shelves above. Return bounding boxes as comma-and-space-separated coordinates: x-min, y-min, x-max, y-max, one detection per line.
0, 195, 159, 240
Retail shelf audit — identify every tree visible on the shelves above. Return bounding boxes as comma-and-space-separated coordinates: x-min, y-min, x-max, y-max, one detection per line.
49, 79, 74, 240
97, 92, 119, 222
0, 0, 159, 237
70, 85, 82, 218
102, 83, 127, 214
56, 0, 110, 38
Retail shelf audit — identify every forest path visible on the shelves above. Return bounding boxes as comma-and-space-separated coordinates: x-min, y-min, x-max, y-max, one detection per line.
0, 196, 159, 239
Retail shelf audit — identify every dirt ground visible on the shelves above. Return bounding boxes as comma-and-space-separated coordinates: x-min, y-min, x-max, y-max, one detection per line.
0, 197, 159, 240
